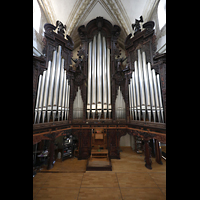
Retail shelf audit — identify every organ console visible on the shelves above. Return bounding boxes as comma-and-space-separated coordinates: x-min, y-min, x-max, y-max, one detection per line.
33, 17, 166, 170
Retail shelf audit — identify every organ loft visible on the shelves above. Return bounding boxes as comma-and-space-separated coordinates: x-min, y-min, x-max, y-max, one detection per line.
33, 15, 166, 170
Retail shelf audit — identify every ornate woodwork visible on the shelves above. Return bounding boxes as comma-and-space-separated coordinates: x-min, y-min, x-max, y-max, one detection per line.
33, 17, 166, 170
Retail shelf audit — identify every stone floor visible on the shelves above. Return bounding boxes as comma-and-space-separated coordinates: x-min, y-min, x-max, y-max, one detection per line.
33, 147, 166, 199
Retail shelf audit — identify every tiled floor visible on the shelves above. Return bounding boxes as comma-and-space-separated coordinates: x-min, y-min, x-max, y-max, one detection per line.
33, 147, 166, 199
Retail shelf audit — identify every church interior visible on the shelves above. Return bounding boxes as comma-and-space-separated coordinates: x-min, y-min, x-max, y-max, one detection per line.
33, 0, 166, 199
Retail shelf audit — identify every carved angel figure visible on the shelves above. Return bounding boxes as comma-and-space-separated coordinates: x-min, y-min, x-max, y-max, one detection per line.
56, 20, 66, 35
116, 57, 127, 71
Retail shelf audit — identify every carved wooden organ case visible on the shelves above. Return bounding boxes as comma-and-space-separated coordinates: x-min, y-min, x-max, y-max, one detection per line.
33, 17, 166, 162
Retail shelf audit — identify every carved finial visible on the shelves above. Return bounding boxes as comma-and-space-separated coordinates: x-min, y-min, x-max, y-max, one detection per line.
56, 20, 66, 36
132, 16, 143, 35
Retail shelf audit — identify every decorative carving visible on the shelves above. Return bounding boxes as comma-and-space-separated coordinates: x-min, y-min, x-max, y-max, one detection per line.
132, 16, 143, 35
78, 25, 87, 39
56, 20, 66, 36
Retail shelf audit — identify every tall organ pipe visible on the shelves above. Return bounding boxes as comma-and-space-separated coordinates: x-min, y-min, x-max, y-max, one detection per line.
157, 74, 164, 122
87, 41, 92, 119
58, 58, 64, 121
34, 75, 42, 124
42, 61, 51, 123
91, 35, 96, 119
65, 79, 69, 120
134, 61, 141, 120
129, 78, 133, 119
138, 49, 146, 121
67, 85, 70, 120
61, 71, 66, 120
132, 72, 137, 120
102, 36, 107, 119
52, 45, 62, 122
97, 32, 102, 119
47, 50, 57, 122
148, 63, 156, 122
152, 69, 160, 122
38, 70, 46, 123
128, 84, 131, 119
107, 48, 111, 119
142, 51, 151, 121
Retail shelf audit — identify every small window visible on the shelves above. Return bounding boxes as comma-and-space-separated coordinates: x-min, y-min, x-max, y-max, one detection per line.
157, 0, 166, 30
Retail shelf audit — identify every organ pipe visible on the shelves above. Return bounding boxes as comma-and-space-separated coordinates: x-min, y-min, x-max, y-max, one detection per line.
138, 49, 146, 121
61, 71, 66, 120
148, 62, 156, 122
157, 74, 164, 122
53, 45, 62, 122
58, 58, 64, 121
102, 36, 107, 119
134, 60, 141, 120
47, 50, 57, 122
91, 35, 96, 119
132, 72, 137, 120
42, 61, 51, 123
34, 75, 42, 124
107, 48, 111, 119
34, 46, 70, 123
142, 52, 151, 121
129, 78, 133, 119
128, 49, 164, 123
152, 69, 160, 122
38, 70, 46, 123
87, 41, 92, 119
97, 32, 102, 119
87, 32, 111, 119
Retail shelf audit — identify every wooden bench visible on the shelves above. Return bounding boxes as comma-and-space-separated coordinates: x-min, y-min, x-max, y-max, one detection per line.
91, 149, 108, 159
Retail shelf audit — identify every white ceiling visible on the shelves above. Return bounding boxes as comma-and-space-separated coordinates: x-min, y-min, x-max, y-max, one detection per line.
38, 0, 159, 48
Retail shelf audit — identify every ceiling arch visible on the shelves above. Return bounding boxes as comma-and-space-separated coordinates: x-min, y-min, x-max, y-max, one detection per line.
38, 0, 158, 49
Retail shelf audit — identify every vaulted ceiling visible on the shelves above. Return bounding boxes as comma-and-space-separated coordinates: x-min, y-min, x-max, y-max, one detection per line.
38, 0, 159, 49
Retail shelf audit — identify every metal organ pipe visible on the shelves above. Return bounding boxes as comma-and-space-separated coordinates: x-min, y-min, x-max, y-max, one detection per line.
61, 71, 66, 120
132, 72, 137, 120
91, 35, 96, 119
58, 58, 64, 121
148, 62, 156, 122
142, 51, 151, 121
34, 46, 71, 123
97, 32, 102, 119
134, 60, 141, 120
138, 49, 146, 121
157, 74, 164, 122
152, 69, 160, 122
128, 49, 164, 123
102, 37, 107, 119
87, 32, 111, 119
47, 50, 57, 122
107, 48, 111, 119
38, 70, 46, 123
42, 61, 51, 123
87, 41, 92, 119
34, 75, 42, 123
53, 45, 62, 122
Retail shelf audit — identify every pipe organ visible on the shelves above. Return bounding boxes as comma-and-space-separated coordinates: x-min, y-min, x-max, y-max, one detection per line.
128, 49, 164, 123
73, 86, 84, 119
33, 17, 166, 170
34, 45, 70, 123
87, 32, 111, 120
115, 86, 126, 119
